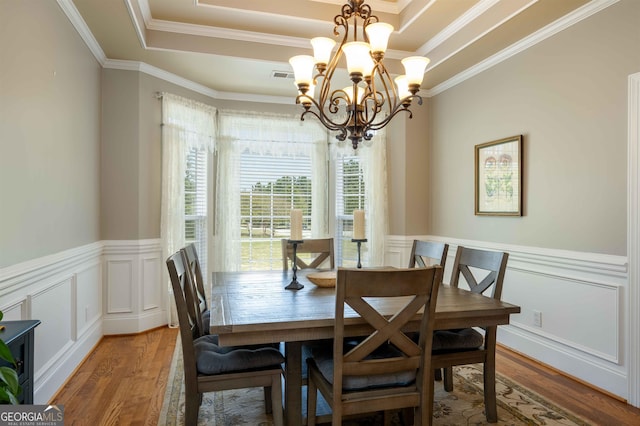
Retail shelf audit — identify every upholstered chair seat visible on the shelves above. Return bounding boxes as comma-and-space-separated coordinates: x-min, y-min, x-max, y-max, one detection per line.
432, 328, 484, 352
193, 335, 284, 375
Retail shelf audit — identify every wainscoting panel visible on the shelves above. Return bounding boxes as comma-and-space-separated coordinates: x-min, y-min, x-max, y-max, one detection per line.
0, 242, 104, 404
385, 235, 629, 400
75, 261, 102, 338
105, 259, 134, 314
142, 256, 162, 311
29, 277, 74, 379
0, 299, 27, 321
102, 239, 165, 334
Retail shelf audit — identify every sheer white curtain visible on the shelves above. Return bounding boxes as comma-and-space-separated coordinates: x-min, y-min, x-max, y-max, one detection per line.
214, 110, 328, 271
359, 130, 389, 266
161, 93, 216, 326
331, 129, 389, 266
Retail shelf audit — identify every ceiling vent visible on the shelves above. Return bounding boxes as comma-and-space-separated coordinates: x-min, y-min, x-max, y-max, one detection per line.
272, 70, 294, 79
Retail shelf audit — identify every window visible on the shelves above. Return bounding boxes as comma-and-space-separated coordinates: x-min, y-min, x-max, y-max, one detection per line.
213, 111, 394, 272
239, 152, 313, 270
335, 156, 365, 267
185, 147, 209, 277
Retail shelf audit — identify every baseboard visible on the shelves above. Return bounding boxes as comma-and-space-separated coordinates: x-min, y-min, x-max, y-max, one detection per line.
35, 319, 102, 403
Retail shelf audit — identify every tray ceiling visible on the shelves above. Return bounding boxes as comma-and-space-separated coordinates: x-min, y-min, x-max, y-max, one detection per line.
70, 0, 594, 99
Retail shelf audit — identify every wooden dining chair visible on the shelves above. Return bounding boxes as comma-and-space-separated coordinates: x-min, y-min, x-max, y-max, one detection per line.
408, 240, 449, 269
281, 238, 335, 271
408, 240, 449, 382
166, 251, 285, 426
431, 246, 509, 423
182, 243, 210, 335
281, 238, 335, 388
306, 267, 443, 426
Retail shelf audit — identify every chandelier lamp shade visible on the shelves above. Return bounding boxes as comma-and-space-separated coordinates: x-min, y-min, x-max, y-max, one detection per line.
289, 0, 430, 149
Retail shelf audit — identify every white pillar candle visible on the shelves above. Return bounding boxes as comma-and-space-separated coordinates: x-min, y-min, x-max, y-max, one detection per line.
353, 209, 365, 240
290, 209, 303, 240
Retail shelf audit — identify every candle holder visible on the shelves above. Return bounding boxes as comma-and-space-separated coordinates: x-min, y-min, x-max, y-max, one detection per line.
351, 238, 367, 269
285, 240, 305, 290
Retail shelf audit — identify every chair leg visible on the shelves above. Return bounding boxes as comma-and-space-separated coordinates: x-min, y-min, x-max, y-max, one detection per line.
443, 366, 454, 392
483, 360, 498, 422
416, 369, 435, 426
184, 390, 200, 426
401, 407, 414, 425
383, 410, 392, 426
270, 374, 284, 426
307, 376, 318, 426
434, 368, 442, 381
264, 386, 273, 414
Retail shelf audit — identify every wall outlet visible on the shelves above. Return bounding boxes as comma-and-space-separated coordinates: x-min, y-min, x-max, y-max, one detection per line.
533, 310, 542, 327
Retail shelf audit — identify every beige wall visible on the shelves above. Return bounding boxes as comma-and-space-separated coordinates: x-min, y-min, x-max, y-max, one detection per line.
386, 104, 430, 236
0, 0, 101, 268
427, 0, 640, 256
100, 71, 304, 240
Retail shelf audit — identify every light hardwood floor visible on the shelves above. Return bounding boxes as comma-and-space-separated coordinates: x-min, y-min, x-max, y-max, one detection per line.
51, 326, 640, 425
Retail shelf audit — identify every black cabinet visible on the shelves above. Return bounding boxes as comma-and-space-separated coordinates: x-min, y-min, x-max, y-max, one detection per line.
0, 320, 41, 404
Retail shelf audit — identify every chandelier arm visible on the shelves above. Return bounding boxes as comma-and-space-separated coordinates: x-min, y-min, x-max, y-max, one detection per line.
360, 92, 384, 126
367, 95, 423, 131
296, 92, 353, 131
370, 62, 399, 112
301, 109, 343, 132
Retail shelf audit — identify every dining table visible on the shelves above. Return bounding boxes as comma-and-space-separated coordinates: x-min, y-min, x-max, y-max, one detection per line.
210, 268, 521, 426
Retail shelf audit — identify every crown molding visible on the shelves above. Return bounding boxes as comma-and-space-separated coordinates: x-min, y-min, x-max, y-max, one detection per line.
148, 19, 312, 50
103, 59, 293, 104
56, 0, 106, 65
427, 0, 620, 97
417, 0, 501, 55
104, 59, 219, 98
124, 0, 148, 49
395, 0, 436, 34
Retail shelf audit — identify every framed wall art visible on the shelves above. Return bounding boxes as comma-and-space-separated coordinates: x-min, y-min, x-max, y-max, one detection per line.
475, 135, 523, 216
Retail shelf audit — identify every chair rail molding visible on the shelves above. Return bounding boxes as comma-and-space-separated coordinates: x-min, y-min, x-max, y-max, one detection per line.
385, 235, 629, 400
627, 71, 640, 407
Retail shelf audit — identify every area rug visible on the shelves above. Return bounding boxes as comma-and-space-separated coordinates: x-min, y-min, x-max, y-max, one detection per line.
158, 343, 591, 425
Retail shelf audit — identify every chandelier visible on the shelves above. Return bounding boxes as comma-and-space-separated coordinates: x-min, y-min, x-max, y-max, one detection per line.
289, 0, 430, 149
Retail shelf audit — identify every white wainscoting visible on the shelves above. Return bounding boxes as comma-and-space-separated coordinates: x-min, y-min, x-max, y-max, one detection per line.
0, 239, 166, 403
102, 239, 166, 334
385, 235, 629, 400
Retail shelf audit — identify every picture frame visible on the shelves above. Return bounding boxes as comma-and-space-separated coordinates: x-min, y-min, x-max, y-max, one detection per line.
475, 135, 523, 216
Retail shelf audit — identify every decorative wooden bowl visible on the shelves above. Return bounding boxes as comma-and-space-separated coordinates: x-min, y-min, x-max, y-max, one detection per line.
306, 271, 336, 288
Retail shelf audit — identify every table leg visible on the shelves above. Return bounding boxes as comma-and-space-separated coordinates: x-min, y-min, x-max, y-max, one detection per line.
284, 341, 302, 426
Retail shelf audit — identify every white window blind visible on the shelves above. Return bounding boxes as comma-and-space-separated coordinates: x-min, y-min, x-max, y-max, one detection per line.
335, 156, 365, 267
239, 152, 312, 270
185, 147, 208, 277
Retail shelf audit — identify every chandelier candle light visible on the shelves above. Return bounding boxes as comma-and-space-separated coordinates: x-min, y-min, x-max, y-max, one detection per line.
287, 209, 304, 290
289, 0, 430, 149
352, 209, 367, 268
